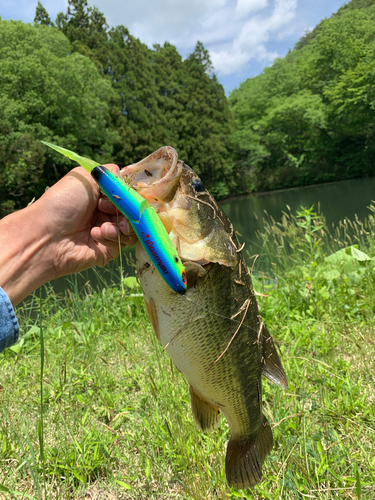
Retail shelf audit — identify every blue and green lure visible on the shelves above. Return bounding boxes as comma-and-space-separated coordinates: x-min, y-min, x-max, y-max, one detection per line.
41, 141, 187, 294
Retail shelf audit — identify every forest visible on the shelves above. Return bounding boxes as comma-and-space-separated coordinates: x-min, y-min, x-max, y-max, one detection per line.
1, 0, 375, 215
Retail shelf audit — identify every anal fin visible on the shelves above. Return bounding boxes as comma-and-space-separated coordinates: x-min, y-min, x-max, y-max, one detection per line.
189, 385, 221, 432
225, 415, 273, 489
261, 325, 288, 390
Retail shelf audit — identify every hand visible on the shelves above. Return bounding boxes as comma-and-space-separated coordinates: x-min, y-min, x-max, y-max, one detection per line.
0, 165, 138, 306
37, 164, 138, 276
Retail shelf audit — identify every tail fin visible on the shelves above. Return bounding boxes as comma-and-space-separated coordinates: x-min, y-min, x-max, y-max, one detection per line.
225, 416, 273, 489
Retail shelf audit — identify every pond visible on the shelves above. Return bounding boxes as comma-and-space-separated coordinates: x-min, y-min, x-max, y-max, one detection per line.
49, 176, 375, 295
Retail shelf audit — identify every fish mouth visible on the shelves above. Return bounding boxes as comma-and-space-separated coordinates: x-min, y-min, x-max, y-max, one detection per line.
121, 146, 183, 204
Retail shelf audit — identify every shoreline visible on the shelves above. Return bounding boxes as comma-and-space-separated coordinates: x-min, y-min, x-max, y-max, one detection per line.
220, 174, 375, 203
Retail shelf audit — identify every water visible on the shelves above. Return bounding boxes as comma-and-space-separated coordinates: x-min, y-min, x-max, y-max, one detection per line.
220, 177, 375, 245
49, 176, 375, 295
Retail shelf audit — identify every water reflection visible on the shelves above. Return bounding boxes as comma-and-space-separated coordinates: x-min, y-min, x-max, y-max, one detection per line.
220, 177, 375, 245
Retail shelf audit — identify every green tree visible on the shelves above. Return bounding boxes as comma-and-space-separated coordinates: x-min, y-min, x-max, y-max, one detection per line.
176, 42, 235, 197
0, 20, 115, 215
151, 42, 186, 149
34, 1, 53, 26
105, 26, 172, 164
150, 40, 235, 197
55, 0, 109, 70
301, 6, 375, 177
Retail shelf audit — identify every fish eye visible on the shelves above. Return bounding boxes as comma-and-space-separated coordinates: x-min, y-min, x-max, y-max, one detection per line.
192, 178, 204, 192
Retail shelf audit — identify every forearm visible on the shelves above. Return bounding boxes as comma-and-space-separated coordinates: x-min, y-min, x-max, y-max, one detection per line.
0, 205, 55, 306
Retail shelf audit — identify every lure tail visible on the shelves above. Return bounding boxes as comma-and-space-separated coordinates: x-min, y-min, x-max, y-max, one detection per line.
41, 141, 100, 173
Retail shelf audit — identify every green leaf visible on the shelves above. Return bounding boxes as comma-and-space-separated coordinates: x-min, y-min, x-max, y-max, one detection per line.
322, 269, 341, 281
72, 470, 85, 483
325, 247, 359, 273
122, 277, 139, 289
355, 463, 361, 500
23, 325, 41, 339
115, 479, 132, 490
350, 246, 371, 261
145, 456, 151, 478
0, 484, 10, 492
9, 344, 22, 354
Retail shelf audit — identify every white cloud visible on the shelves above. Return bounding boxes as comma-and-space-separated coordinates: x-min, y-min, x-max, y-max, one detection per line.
210, 0, 297, 74
210, 50, 250, 75
92, 0, 298, 75
94, 0, 227, 48
235, 0, 268, 18
93, 0, 297, 63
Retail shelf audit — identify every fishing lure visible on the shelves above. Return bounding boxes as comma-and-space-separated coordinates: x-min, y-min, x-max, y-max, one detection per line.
41, 141, 187, 294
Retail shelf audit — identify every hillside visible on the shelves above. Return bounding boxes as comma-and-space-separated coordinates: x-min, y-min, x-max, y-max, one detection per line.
229, 0, 375, 193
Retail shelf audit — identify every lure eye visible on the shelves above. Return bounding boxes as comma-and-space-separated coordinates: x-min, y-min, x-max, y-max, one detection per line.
174, 256, 179, 264
192, 178, 204, 192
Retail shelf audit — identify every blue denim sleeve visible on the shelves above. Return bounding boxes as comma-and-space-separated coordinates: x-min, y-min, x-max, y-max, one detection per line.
0, 287, 19, 353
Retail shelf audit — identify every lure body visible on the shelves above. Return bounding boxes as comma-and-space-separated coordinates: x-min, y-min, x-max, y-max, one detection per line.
41, 141, 187, 294
91, 165, 187, 293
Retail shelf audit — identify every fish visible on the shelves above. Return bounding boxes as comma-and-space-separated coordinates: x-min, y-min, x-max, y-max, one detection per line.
121, 146, 288, 489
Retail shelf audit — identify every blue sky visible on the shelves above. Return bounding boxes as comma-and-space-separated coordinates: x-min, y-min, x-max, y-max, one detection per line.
1, 0, 349, 93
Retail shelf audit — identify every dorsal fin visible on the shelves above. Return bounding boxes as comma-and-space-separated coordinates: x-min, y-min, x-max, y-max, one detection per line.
261, 325, 288, 389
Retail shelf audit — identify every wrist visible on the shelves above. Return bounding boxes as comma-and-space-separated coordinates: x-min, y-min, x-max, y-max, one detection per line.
0, 204, 55, 306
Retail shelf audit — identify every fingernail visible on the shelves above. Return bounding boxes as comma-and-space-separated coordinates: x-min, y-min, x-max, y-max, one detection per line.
99, 198, 111, 207
119, 219, 129, 234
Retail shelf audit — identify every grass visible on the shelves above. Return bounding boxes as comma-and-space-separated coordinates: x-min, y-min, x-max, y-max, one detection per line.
0, 206, 374, 499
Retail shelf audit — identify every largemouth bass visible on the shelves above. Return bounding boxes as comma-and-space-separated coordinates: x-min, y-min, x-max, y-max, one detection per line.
122, 147, 288, 489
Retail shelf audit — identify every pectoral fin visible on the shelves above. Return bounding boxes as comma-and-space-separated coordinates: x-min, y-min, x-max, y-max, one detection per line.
189, 385, 221, 432
261, 325, 288, 389
184, 261, 207, 290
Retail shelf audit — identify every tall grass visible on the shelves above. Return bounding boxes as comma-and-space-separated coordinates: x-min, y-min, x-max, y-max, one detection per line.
0, 207, 374, 499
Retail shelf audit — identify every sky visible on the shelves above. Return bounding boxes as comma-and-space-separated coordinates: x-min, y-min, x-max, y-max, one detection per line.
1, 0, 349, 93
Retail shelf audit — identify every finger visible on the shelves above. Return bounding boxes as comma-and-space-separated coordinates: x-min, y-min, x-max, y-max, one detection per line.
91, 224, 138, 246
92, 217, 135, 237
118, 218, 135, 236
93, 232, 139, 250
98, 197, 120, 214
103, 163, 120, 174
